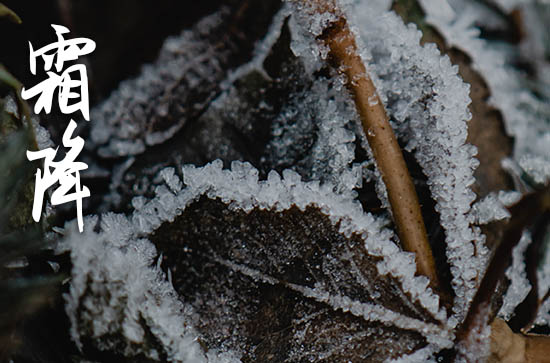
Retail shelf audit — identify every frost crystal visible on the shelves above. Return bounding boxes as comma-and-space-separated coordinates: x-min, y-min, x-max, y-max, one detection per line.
471, 191, 520, 225
90, 9, 234, 158
498, 232, 532, 320
536, 225, 550, 329
327, 1, 487, 319
55, 0, 549, 360
455, 304, 491, 363
4, 95, 54, 150
62, 161, 454, 361
32, 118, 54, 150
421, 0, 550, 189
519, 155, 550, 185
95, 3, 366, 211
59, 216, 215, 362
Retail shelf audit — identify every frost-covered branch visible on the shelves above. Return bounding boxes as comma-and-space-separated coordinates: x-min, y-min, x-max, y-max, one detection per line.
296, 0, 439, 289
459, 184, 550, 356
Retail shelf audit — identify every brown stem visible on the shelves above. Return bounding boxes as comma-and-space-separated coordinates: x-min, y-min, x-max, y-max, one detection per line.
458, 185, 550, 351
490, 318, 550, 363
297, 0, 439, 289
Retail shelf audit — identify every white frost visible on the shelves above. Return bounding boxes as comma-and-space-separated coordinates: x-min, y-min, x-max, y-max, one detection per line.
61, 160, 454, 360
421, 0, 550, 190
59, 215, 235, 362
499, 232, 532, 320
337, 0, 486, 319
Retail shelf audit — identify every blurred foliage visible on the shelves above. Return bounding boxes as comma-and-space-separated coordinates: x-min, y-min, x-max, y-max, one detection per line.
0, 6, 62, 361
0, 2, 20, 24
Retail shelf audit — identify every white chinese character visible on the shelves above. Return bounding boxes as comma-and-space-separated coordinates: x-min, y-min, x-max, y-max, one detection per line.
27, 120, 90, 232
21, 24, 96, 120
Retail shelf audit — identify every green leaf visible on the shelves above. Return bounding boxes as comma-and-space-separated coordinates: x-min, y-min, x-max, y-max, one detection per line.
0, 3, 21, 24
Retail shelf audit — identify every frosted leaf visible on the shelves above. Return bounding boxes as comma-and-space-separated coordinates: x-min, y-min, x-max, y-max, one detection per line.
197, 6, 360, 191
313, 0, 488, 319
63, 161, 452, 361
59, 216, 218, 362
31, 117, 54, 151
3, 95, 54, 150
181, 161, 443, 316
535, 223, 550, 329
416, 0, 549, 331
471, 191, 521, 225
89, 3, 281, 159
90, 10, 228, 157
455, 304, 491, 363
101, 8, 362, 211
420, 0, 550, 190
519, 155, 550, 185
498, 232, 532, 320
147, 161, 453, 360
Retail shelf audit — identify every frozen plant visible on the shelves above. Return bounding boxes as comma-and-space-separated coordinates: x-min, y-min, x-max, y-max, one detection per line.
2, 0, 550, 362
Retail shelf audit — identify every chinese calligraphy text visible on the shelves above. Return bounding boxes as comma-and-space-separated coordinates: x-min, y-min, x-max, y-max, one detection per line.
22, 24, 96, 232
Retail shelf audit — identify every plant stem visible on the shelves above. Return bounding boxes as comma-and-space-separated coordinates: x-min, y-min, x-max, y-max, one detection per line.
458, 185, 550, 352
0, 3, 22, 24
490, 318, 550, 363
298, 0, 439, 289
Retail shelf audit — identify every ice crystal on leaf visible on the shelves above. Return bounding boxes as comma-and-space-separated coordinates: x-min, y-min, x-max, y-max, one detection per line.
54, 0, 550, 361
90, 10, 231, 157
420, 0, 550, 187
59, 215, 211, 362
342, 1, 487, 319
62, 161, 453, 362
498, 232, 532, 320
535, 225, 550, 330
93, 3, 363, 211
471, 191, 520, 225
420, 0, 550, 337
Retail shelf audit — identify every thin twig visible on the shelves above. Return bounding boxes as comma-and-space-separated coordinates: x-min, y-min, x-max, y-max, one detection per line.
509, 211, 550, 333
0, 3, 22, 24
457, 185, 550, 350
296, 0, 439, 289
